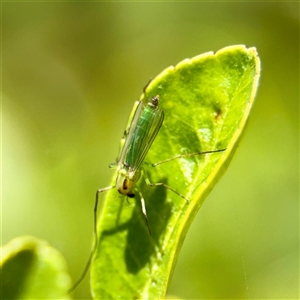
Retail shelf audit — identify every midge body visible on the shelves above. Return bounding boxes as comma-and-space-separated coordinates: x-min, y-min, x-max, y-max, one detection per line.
114, 95, 164, 201
99, 94, 191, 234
69, 91, 225, 292
105, 93, 224, 233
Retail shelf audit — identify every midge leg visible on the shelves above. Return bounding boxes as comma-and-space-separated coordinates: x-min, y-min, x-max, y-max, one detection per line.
94, 186, 116, 241
136, 190, 152, 235
143, 169, 190, 203
151, 148, 226, 167
142, 148, 226, 204
68, 185, 114, 293
143, 78, 153, 93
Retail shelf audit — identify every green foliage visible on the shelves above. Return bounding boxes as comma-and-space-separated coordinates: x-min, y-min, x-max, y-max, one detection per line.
1, 46, 260, 300
90, 45, 260, 299
1, 236, 72, 300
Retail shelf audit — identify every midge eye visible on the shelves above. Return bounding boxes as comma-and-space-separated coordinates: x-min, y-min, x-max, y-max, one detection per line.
122, 179, 129, 190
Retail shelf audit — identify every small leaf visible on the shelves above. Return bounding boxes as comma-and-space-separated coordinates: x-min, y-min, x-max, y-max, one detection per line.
91, 45, 260, 299
1, 236, 72, 299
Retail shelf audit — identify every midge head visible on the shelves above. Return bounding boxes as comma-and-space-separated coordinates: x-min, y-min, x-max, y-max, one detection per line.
116, 165, 141, 197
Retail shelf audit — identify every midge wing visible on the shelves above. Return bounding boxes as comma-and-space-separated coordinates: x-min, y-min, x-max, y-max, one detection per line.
117, 99, 144, 162
131, 100, 164, 172
118, 99, 146, 168
118, 96, 164, 174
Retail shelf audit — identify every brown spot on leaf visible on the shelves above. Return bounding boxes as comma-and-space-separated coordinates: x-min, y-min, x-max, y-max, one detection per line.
214, 108, 222, 120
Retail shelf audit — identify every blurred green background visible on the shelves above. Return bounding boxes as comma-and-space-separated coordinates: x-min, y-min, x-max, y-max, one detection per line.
2, 2, 298, 299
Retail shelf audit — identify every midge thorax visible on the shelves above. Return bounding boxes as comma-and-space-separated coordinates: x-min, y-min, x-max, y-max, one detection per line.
68, 92, 225, 293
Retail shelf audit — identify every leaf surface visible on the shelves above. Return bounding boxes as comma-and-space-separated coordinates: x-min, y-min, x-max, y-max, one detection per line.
1, 236, 72, 299
91, 45, 260, 299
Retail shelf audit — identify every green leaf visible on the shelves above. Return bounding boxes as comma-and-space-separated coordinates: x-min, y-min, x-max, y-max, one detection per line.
91, 45, 260, 299
1, 236, 72, 299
